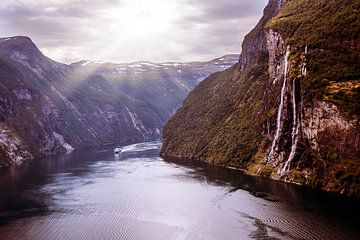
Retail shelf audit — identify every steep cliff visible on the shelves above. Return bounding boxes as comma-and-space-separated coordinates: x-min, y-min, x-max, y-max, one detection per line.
0, 36, 238, 167
161, 0, 360, 197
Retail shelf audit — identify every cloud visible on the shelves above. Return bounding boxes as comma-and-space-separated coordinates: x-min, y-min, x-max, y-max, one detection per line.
0, 0, 268, 63
182, 0, 266, 22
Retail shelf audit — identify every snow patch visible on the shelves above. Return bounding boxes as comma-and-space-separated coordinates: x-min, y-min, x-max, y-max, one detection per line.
138, 62, 161, 68
161, 62, 184, 67
0, 37, 12, 43
129, 64, 142, 68
81, 60, 90, 66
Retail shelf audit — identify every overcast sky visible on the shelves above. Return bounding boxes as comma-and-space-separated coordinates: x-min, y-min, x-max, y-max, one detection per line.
0, 0, 268, 63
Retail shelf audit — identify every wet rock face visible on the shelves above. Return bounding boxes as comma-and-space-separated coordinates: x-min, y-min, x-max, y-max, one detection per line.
261, 27, 359, 184
265, 43, 291, 169
266, 29, 286, 84
302, 101, 359, 162
301, 101, 360, 195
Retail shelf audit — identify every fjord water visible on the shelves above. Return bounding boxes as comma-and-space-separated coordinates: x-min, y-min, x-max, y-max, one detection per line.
0, 141, 358, 240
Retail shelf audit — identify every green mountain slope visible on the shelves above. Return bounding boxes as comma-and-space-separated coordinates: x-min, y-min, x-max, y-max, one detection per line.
161, 0, 360, 197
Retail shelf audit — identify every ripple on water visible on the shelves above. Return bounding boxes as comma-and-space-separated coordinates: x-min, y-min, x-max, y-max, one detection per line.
0, 141, 359, 240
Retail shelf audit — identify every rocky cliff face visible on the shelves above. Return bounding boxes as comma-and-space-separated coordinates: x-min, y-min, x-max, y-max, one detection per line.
161, 0, 360, 197
0, 36, 238, 167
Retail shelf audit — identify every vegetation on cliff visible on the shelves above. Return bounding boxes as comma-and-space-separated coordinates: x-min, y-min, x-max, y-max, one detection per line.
161, 0, 360, 197
267, 0, 360, 116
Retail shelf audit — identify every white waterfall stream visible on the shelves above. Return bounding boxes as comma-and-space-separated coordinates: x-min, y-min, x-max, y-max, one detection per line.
301, 65, 307, 76
281, 78, 300, 175
268, 46, 291, 162
301, 45, 308, 76
276, 0, 284, 14
281, 45, 308, 175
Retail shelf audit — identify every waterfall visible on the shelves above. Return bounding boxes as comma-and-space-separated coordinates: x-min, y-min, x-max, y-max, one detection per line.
281, 77, 300, 175
281, 45, 308, 174
268, 45, 291, 162
301, 65, 307, 76
276, 0, 284, 14
301, 45, 308, 76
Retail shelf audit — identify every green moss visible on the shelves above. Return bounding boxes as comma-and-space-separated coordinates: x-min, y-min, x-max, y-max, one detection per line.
267, 0, 360, 115
247, 163, 274, 178
288, 170, 306, 184
267, 0, 360, 46
309, 174, 323, 189
331, 158, 360, 197
267, 107, 277, 118
162, 59, 271, 168
324, 82, 360, 117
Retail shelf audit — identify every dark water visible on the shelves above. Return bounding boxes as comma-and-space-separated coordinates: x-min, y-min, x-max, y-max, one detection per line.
0, 141, 359, 240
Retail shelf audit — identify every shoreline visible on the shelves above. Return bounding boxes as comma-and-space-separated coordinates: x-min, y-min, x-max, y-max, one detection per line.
160, 152, 358, 199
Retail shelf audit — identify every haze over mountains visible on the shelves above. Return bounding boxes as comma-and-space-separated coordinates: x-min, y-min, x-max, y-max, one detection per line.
0, 36, 238, 166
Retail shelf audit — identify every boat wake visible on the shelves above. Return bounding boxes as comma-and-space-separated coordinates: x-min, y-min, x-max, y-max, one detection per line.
120, 141, 161, 153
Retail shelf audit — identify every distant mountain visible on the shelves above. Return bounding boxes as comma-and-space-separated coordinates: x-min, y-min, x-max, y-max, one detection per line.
161, 0, 360, 197
0, 36, 238, 167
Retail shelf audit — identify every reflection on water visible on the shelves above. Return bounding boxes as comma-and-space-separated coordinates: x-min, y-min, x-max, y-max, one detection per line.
0, 141, 359, 240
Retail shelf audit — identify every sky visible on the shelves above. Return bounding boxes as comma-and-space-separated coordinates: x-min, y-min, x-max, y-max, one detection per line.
0, 0, 268, 64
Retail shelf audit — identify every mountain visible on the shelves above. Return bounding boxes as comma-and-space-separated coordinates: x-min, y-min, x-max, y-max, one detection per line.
0, 36, 238, 167
161, 0, 360, 197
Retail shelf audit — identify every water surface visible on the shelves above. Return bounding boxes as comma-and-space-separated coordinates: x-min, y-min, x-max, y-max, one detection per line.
0, 141, 359, 239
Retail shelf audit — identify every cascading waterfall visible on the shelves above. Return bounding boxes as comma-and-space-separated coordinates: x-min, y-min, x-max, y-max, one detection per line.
281, 45, 307, 175
268, 45, 291, 162
276, 0, 284, 14
301, 65, 307, 76
281, 77, 300, 175
301, 45, 308, 76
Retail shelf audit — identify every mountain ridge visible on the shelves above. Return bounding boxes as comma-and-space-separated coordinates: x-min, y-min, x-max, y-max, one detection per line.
0, 36, 238, 167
